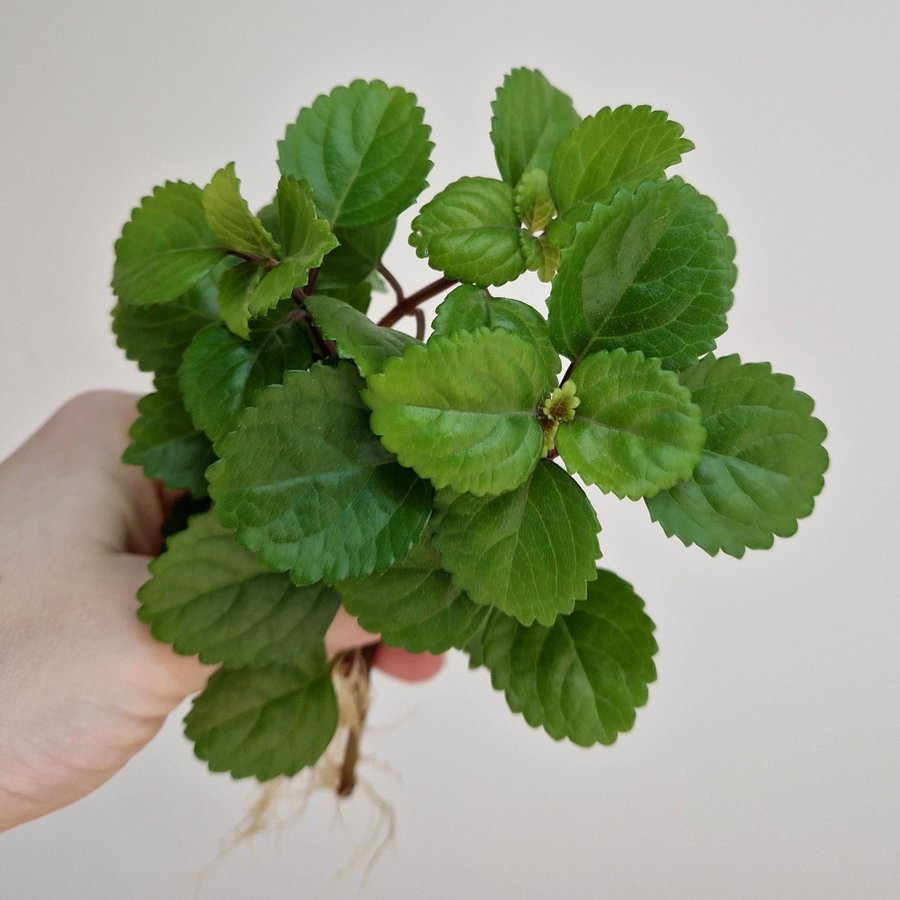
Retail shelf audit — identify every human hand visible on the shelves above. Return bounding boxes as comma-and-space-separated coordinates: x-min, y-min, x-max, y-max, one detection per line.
0, 391, 442, 831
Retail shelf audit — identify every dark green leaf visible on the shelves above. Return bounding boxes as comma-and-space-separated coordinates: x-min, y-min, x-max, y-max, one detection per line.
409, 177, 527, 287
317, 279, 373, 314
364, 328, 546, 495
208, 362, 433, 584
336, 535, 489, 654
317, 221, 396, 291
549, 105, 693, 215
138, 511, 339, 667
490, 68, 580, 187
278, 80, 432, 228
184, 662, 337, 780
433, 460, 600, 626
557, 349, 705, 499
431, 284, 560, 383
469, 569, 657, 745
113, 181, 228, 306
122, 376, 216, 497
112, 273, 219, 375
178, 320, 313, 446
646, 354, 829, 557
202, 163, 279, 258
305, 294, 415, 376
547, 178, 736, 370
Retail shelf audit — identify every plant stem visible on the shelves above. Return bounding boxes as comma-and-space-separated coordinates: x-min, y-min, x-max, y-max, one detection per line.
377, 276, 457, 328
377, 264, 405, 304
336, 643, 378, 798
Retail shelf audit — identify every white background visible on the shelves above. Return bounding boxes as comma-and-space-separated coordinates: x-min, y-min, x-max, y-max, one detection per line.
1, 1, 898, 897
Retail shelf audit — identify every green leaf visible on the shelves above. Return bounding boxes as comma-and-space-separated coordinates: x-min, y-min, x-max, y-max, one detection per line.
305, 294, 415, 376
247, 259, 308, 318
469, 569, 657, 745
433, 461, 600, 626
202, 163, 279, 259
274, 175, 337, 264
122, 376, 216, 497
214, 187, 337, 337
522, 233, 560, 282
208, 362, 433, 584
646, 354, 828, 557
278, 79, 432, 228
557, 349, 705, 500
178, 320, 313, 446
319, 279, 373, 314
113, 181, 228, 306
364, 329, 546, 495
248, 185, 338, 319
490, 68, 580, 187
515, 168, 556, 232
112, 273, 219, 375
431, 284, 560, 382
184, 662, 337, 780
409, 177, 527, 287
548, 105, 693, 215
336, 535, 489, 654
317, 221, 396, 291
138, 511, 340, 667
547, 178, 736, 370
216, 260, 261, 340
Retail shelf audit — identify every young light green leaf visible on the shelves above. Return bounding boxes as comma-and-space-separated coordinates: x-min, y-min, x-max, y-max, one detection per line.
247, 259, 311, 318
409, 177, 527, 287
646, 354, 828, 557
364, 329, 546, 495
178, 320, 314, 446
547, 178, 736, 370
208, 362, 433, 585
203, 163, 280, 259
469, 569, 657, 745
246, 192, 338, 319
305, 294, 416, 376
549, 105, 693, 215
275, 175, 337, 263
113, 181, 228, 306
216, 260, 261, 340
184, 662, 337, 780
433, 460, 600, 626
522, 233, 560, 282
490, 68, 580, 187
431, 285, 560, 381
213, 193, 336, 335
138, 511, 339, 667
336, 535, 490, 654
557, 349, 705, 499
122, 376, 216, 497
515, 168, 556, 232
278, 80, 432, 228
112, 273, 219, 375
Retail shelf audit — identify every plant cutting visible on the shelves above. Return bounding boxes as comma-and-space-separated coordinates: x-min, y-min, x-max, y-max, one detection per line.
111, 68, 828, 789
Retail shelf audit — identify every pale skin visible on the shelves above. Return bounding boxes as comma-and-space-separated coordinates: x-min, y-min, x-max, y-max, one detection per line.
0, 391, 443, 832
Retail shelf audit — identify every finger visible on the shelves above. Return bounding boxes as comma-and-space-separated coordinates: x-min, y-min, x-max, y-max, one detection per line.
324, 608, 379, 658
373, 645, 445, 682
